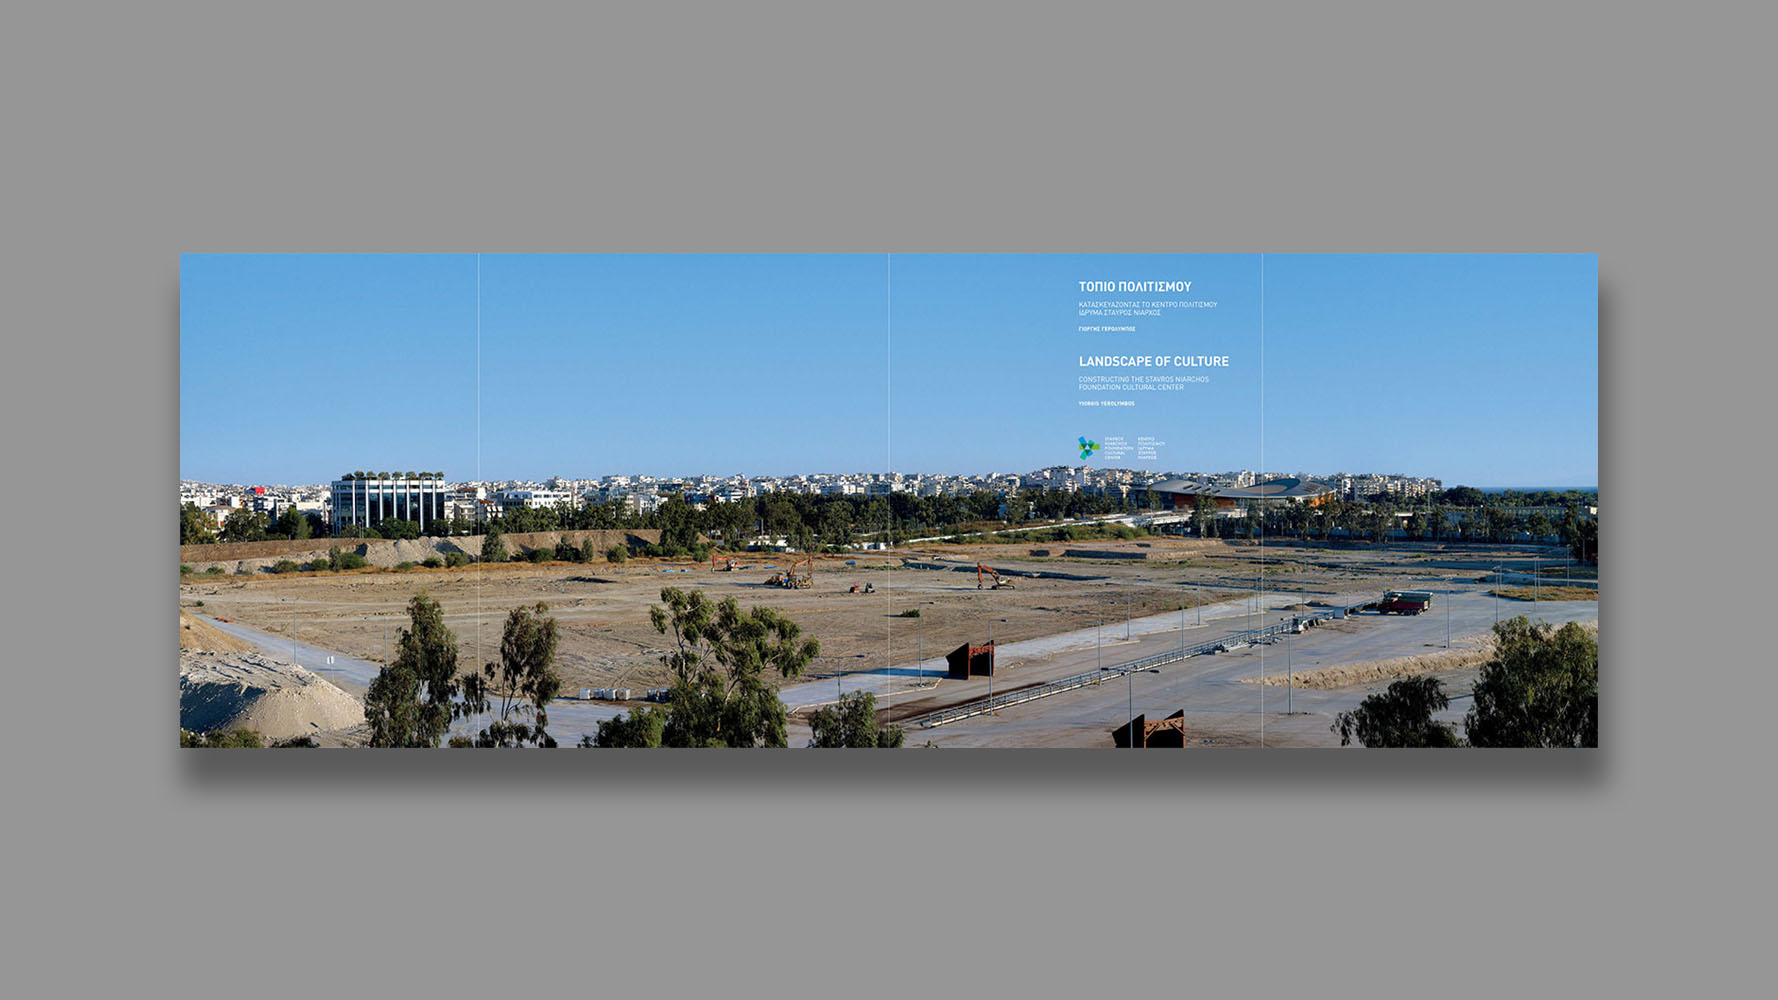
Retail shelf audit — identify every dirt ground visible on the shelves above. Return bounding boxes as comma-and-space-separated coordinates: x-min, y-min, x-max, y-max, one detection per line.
178, 536, 1587, 697
1242, 633, 1496, 689
179, 611, 253, 652
180, 650, 363, 739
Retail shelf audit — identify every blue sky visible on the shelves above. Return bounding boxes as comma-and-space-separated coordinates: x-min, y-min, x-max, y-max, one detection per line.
181, 253, 1595, 486
1261, 253, 1596, 486
888, 253, 1262, 476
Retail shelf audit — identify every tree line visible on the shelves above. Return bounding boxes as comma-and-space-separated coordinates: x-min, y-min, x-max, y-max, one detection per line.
1186, 494, 1597, 564
182, 483, 1598, 565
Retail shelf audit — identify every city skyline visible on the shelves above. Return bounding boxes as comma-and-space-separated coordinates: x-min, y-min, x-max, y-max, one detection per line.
181, 253, 1597, 486
180, 465, 1584, 496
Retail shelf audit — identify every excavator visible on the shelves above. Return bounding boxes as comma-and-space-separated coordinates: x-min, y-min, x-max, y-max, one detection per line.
711, 554, 743, 572
765, 555, 814, 589
977, 562, 1015, 590
848, 581, 876, 594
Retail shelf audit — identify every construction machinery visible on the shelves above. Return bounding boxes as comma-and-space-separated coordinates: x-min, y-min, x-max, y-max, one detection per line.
848, 581, 875, 594
712, 554, 743, 572
1377, 590, 1434, 615
766, 556, 814, 589
977, 562, 1015, 590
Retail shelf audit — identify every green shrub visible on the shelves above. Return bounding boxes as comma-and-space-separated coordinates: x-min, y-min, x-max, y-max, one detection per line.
444, 551, 471, 568
897, 608, 921, 618
193, 600, 205, 607
527, 546, 551, 563
556, 535, 580, 561
203, 566, 226, 576
270, 559, 301, 574
481, 529, 507, 563
606, 545, 627, 564
421, 556, 443, 568
180, 728, 264, 748
180, 564, 193, 575
305, 559, 329, 572
331, 549, 368, 570
394, 561, 416, 571
580, 538, 598, 563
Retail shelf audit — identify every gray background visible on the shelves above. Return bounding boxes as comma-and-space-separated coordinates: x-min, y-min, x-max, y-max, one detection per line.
8, 2, 1768, 997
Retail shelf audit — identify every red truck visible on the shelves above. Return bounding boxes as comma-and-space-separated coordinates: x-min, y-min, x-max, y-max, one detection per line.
1377, 590, 1434, 615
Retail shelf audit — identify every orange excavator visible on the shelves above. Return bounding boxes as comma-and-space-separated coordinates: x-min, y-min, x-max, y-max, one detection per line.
766, 556, 814, 589
712, 554, 743, 572
977, 563, 1015, 590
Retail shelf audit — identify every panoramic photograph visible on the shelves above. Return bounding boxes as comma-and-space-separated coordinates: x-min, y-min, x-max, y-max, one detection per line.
178, 252, 1598, 749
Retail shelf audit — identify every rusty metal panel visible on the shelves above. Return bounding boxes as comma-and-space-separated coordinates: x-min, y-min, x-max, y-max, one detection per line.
971, 642, 996, 677
1113, 709, 1187, 747
948, 641, 997, 678
946, 642, 972, 679
1112, 713, 1146, 748
1145, 710, 1187, 748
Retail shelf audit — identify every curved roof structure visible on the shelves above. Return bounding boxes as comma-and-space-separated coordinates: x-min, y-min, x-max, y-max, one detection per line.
1148, 477, 1334, 501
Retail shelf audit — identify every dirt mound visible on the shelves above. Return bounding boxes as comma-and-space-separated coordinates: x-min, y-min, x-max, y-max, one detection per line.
180, 650, 364, 739
180, 529, 662, 575
1240, 621, 1597, 690
1243, 643, 1495, 689
180, 612, 254, 652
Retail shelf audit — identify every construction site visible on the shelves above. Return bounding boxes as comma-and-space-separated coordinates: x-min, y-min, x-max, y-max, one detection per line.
178, 529, 1598, 747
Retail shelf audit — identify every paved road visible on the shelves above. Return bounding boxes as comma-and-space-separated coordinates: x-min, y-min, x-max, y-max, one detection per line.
205, 617, 381, 692
775, 591, 1324, 711
904, 589, 1597, 746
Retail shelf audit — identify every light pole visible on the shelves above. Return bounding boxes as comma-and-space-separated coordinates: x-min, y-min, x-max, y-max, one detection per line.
987, 591, 994, 709
1286, 626, 1293, 716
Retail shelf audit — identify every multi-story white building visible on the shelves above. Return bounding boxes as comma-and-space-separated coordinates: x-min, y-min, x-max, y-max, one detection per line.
330, 471, 447, 532
490, 489, 572, 515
